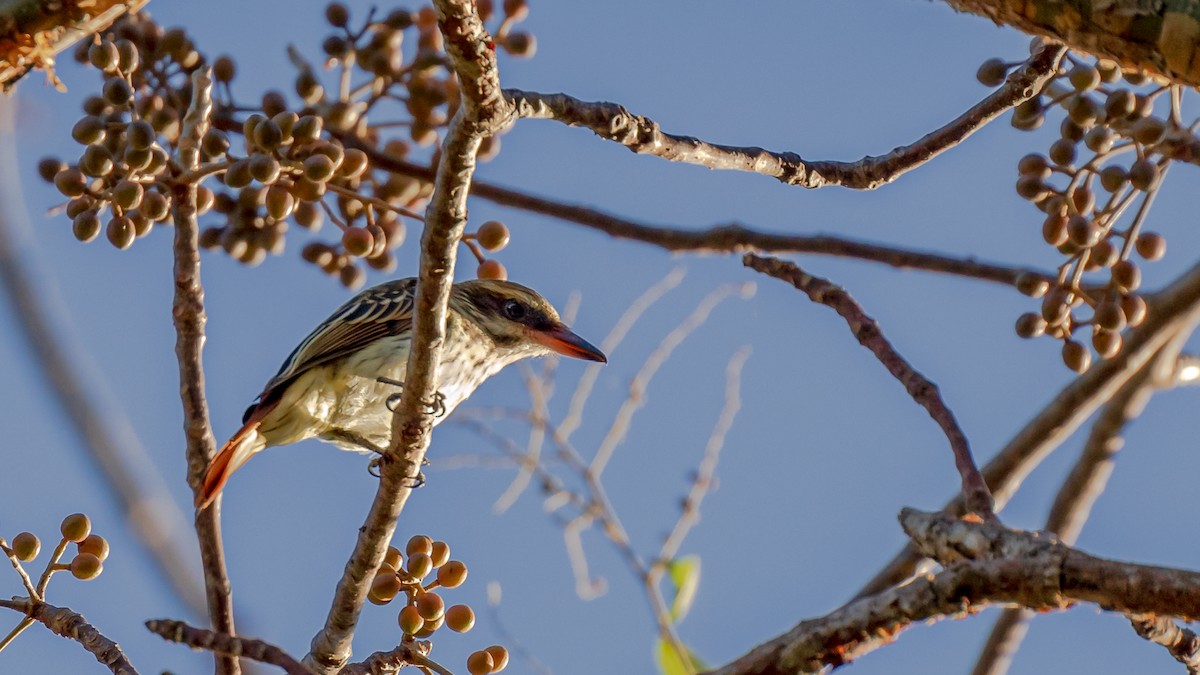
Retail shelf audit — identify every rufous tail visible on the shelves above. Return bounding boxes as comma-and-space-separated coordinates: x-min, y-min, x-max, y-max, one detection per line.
197, 406, 272, 509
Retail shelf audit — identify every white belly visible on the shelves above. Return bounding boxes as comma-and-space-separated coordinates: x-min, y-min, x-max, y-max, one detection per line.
256, 334, 502, 454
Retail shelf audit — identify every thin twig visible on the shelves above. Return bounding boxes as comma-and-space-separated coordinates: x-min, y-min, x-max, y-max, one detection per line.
1129, 614, 1200, 674
589, 282, 755, 478
0, 538, 39, 599
506, 45, 1064, 189
339, 135, 1062, 287
744, 254, 994, 517
658, 346, 750, 562
558, 268, 686, 443
172, 68, 240, 675
0, 92, 207, 618
303, 2, 510, 671
146, 619, 309, 675
0, 598, 139, 675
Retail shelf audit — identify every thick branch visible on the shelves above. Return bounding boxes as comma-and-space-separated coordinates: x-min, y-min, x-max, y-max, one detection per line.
146, 619, 308, 675
171, 69, 239, 675
0, 0, 147, 91
506, 45, 1063, 189
944, 0, 1200, 87
744, 254, 993, 516
707, 510, 1200, 675
0, 598, 138, 675
854, 259, 1200, 598
303, 2, 508, 671
973, 354, 1161, 675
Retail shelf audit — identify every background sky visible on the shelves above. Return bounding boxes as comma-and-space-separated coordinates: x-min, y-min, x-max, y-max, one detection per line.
3, 1, 1200, 674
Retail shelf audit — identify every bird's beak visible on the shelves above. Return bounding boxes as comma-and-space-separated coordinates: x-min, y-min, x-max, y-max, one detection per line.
533, 325, 607, 363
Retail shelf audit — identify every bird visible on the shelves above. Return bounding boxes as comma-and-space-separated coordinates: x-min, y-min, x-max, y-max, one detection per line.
197, 277, 606, 509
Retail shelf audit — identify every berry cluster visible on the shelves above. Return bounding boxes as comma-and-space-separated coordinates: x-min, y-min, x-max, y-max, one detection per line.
978, 43, 1177, 372
42, 17, 206, 249
3, 513, 110, 589
44, 3, 535, 288
368, 534, 508, 674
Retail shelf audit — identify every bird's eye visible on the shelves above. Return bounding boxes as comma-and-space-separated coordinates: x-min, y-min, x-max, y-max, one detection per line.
502, 299, 527, 321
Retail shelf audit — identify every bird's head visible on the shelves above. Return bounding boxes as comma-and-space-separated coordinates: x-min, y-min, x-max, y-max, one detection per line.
452, 279, 607, 363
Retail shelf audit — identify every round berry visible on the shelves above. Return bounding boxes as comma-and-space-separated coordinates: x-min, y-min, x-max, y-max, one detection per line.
437, 560, 468, 588
484, 645, 510, 673
60, 513, 92, 542
478, 259, 507, 280
11, 532, 40, 561
445, 604, 476, 632
1062, 340, 1092, 373
467, 651, 495, 675
415, 592, 445, 621
398, 605, 424, 635
70, 553, 103, 580
78, 534, 110, 561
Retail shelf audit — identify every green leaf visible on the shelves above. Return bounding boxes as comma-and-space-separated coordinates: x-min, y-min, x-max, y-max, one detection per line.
667, 555, 701, 623
655, 637, 708, 675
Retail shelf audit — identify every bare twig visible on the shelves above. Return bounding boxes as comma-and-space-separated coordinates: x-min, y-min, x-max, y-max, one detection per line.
744, 254, 994, 517
0, 598, 138, 675
338, 638, 446, 675
0, 538, 39, 599
0, 92, 207, 618
304, 2, 510, 671
147, 619, 308, 675
658, 347, 750, 562
342, 134, 1063, 287
708, 510, 1200, 675
171, 68, 240, 675
854, 259, 1200, 599
1129, 614, 1200, 674
590, 282, 754, 478
506, 46, 1063, 189
972, 350, 1165, 675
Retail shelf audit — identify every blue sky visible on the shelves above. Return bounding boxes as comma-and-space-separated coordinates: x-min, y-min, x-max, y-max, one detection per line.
3, 1, 1200, 674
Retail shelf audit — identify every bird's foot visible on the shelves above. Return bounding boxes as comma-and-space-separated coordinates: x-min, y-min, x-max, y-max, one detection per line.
378, 377, 447, 418
367, 455, 428, 479
402, 471, 426, 489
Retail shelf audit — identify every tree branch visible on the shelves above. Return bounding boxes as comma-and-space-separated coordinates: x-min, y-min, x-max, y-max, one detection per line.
0, 598, 138, 675
505, 45, 1063, 189
973, 349, 1164, 675
744, 254, 994, 517
943, 0, 1200, 87
337, 132, 1062, 287
707, 510, 1200, 675
146, 619, 308, 675
854, 259, 1200, 599
171, 68, 240, 675
303, 2, 511, 671
0, 0, 147, 91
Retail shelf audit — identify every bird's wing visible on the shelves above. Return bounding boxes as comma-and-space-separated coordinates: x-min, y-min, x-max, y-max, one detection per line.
245, 278, 417, 420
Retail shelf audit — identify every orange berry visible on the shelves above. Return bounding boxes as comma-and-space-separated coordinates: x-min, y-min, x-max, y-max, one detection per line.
445, 604, 475, 632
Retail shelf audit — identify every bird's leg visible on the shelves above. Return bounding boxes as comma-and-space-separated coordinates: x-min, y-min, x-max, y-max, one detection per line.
326, 429, 388, 455
376, 377, 447, 418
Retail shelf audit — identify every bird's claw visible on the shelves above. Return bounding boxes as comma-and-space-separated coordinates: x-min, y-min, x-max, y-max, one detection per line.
368, 456, 383, 477
402, 471, 426, 489
378, 378, 446, 418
